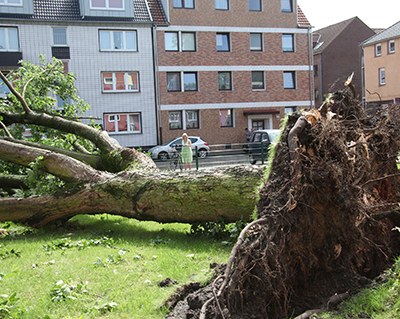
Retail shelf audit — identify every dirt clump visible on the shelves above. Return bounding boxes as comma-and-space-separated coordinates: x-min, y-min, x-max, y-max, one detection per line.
166, 85, 400, 319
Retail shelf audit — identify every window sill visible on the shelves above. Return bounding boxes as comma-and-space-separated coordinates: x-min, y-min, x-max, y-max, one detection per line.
102, 90, 140, 94
108, 131, 142, 135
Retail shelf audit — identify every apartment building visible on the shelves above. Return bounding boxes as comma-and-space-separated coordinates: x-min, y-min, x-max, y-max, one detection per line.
156, 0, 313, 145
0, 0, 167, 148
313, 17, 375, 106
362, 20, 400, 110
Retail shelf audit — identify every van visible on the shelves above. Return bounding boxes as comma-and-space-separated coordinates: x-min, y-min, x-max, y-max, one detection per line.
247, 129, 281, 164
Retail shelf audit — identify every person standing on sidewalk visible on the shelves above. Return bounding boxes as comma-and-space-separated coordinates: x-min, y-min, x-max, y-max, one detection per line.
181, 133, 193, 170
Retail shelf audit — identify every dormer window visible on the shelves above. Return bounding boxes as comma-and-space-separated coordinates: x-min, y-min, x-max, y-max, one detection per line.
90, 0, 124, 10
0, 0, 23, 6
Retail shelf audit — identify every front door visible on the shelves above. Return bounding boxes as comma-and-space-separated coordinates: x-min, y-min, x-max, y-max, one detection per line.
252, 120, 264, 131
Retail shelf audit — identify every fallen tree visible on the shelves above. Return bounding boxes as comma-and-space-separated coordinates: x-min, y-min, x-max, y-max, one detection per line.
166, 80, 400, 318
0, 59, 261, 226
2, 60, 400, 318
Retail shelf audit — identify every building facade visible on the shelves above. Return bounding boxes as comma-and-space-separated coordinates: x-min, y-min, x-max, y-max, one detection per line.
313, 17, 376, 106
0, 0, 167, 148
362, 20, 400, 110
156, 0, 313, 145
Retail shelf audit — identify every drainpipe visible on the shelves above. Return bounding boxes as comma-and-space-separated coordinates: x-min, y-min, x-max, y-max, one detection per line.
151, 25, 162, 145
307, 26, 314, 108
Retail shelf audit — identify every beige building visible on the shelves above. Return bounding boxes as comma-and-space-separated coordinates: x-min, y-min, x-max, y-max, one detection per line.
362, 20, 400, 109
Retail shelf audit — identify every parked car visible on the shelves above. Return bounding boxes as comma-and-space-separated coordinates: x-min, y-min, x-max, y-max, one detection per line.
148, 136, 210, 160
247, 129, 281, 164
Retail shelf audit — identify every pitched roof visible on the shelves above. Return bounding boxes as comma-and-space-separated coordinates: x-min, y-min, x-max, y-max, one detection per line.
0, 0, 158, 23
297, 6, 311, 28
362, 20, 400, 46
147, 0, 168, 26
313, 17, 358, 54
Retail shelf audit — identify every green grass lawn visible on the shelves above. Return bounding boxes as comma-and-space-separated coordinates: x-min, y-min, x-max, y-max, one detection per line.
0, 215, 232, 319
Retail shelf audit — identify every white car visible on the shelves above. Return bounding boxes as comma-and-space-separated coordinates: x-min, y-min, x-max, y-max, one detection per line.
148, 136, 210, 160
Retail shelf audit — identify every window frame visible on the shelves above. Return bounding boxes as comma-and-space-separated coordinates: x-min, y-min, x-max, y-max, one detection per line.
379, 68, 386, 86
90, 0, 125, 10
219, 109, 234, 127
250, 33, 263, 51
0, 0, 23, 6
282, 33, 295, 52
167, 72, 198, 92
52, 27, 68, 46
173, 0, 195, 9
104, 112, 142, 134
388, 40, 395, 54
0, 27, 19, 52
168, 111, 183, 130
183, 72, 198, 91
101, 71, 140, 93
99, 29, 138, 52
283, 71, 296, 89
165, 31, 196, 52
216, 32, 230, 52
375, 43, 382, 57
248, 0, 261, 11
281, 0, 293, 12
218, 71, 232, 91
185, 110, 199, 129
252, 71, 265, 90
215, 0, 229, 10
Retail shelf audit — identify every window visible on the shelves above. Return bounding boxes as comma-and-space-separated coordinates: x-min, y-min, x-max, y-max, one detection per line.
167, 72, 181, 92
250, 33, 263, 51
283, 71, 296, 89
375, 43, 382, 56
219, 109, 233, 127
183, 72, 197, 91
282, 34, 294, 52
167, 72, 198, 92
173, 0, 194, 9
281, 0, 293, 12
165, 32, 178, 51
218, 71, 232, 90
216, 33, 230, 51
248, 0, 261, 11
215, 0, 228, 10
0, 0, 23, 6
165, 32, 196, 52
388, 40, 395, 54
104, 113, 141, 133
91, 0, 124, 10
186, 110, 199, 128
379, 68, 385, 86
99, 30, 137, 51
182, 32, 196, 51
169, 111, 182, 129
313, 65, 318, 77
252, 71, 264, 90
101, 71, 139, 92
53, 28, 67, 46
0, 27, 19, 51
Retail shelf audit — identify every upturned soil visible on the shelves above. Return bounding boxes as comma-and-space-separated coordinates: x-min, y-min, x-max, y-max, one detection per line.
166, 87, 400, 319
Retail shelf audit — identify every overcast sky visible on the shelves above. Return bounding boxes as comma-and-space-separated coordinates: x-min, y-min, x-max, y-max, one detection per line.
298, 0, 400, 31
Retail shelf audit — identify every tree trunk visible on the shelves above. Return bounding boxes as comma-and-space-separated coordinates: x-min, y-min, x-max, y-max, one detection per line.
0, 166, 263, 226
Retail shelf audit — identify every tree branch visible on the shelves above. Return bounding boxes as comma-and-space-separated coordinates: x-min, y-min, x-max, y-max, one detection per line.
0, 174, 27, 190
1, 137, 102, 169
1, 110, 121, 154
0, 139, 106, 183
0, 71, 32, 114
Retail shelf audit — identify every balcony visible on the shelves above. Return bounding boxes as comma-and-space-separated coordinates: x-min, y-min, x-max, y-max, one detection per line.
52, 46, 70, 60
0, 51, 23, 67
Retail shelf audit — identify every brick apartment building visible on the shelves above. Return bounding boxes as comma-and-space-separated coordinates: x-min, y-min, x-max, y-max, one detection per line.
362, 20, 400, 110
312, 17, 375, 106
156, 0, 313, 145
